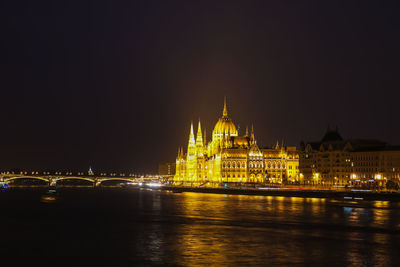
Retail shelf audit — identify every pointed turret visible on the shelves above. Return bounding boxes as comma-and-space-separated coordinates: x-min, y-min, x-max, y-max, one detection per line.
189, 122, 195, 143
196, 120, 204, 157
275, 140, 280, 150
196, 120, 203, 146
187, 122, 196, 159
245, 125, 249, 137
186, 122, 197, 179
250, 124, 255, 145
203, 128, 207, 146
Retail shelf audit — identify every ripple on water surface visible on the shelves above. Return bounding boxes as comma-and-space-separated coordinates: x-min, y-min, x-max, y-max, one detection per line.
0, 188, 399, 266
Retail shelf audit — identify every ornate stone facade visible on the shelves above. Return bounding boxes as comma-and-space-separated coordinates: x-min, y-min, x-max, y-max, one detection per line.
174, 99, 300, 186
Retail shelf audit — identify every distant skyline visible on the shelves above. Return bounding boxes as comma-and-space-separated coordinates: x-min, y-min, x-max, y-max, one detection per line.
1, 1, 399, 172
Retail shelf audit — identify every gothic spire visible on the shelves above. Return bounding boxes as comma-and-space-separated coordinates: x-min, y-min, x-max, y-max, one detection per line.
223, 96, 228, 117
203, 128, 207, 145
250, 124, 255, 144
196, 119, 203, 146
188, 121, 195, 148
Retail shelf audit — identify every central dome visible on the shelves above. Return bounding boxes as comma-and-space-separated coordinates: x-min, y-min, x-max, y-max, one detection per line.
213, 117, 237, 135
212, 98, 238, 136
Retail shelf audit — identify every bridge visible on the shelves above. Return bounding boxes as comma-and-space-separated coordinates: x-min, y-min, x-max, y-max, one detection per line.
0, 174, 161, 187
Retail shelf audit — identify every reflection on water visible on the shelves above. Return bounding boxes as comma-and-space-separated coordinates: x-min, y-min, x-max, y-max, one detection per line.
136, 191, 400, 266
166, 192, 400, 266
1, 189, 399, 266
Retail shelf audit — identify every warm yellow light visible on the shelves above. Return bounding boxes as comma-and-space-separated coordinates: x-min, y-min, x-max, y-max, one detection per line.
173, 98, 300, 186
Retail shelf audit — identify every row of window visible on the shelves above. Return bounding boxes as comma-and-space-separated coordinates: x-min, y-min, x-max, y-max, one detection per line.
221, 163, 292, 169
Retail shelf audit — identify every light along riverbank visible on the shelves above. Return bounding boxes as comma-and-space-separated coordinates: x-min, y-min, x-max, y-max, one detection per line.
161, 186, 400, 202
3, 184, 400, 202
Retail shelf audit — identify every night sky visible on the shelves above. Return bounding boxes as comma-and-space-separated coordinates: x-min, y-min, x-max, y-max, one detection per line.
1, 1, 400, 173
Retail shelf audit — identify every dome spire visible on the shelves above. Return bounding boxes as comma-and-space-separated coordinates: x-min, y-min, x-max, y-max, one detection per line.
223, 96, 228, 117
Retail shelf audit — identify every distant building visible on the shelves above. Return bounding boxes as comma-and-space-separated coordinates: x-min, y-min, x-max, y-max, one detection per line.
88, 167, 94, 176
299, 127, 400, 187
174, 99, 300, 186
158, 162, 176, 176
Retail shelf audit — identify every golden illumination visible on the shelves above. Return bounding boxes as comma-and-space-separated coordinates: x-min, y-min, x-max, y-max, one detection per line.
174, 99, 300, 186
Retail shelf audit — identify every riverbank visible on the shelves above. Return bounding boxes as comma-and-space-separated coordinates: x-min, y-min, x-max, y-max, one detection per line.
162, 186, 400, 201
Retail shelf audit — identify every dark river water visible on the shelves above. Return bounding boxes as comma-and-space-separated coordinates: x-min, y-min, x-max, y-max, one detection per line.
1, 188, 400, 266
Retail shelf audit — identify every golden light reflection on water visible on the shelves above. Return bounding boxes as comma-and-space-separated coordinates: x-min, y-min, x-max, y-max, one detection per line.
374, 201, 390, 208
135, 191, 400, 265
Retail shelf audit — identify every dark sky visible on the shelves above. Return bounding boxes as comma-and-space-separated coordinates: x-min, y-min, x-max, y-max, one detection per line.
1, 1, 399, 173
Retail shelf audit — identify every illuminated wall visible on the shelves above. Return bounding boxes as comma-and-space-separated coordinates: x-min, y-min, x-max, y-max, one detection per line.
299, 129, 400, 186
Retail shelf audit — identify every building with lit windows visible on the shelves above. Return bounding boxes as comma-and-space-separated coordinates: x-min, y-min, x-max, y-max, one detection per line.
299, 127, 400, 187
174, 99, 300, 186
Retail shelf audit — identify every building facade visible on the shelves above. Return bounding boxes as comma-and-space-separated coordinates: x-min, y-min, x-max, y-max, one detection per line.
299, 128, 400, 187
174, 99, 300, 186
158, 162, 176, 177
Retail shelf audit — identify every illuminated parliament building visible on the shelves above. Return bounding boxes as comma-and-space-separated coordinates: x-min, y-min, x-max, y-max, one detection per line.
174, 99, 299, 186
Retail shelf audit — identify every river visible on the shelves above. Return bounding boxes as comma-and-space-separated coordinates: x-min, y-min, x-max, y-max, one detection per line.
1, 188, 399, 266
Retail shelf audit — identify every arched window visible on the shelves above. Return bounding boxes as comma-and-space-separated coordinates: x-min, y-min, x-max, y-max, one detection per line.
249, 163, 253, 168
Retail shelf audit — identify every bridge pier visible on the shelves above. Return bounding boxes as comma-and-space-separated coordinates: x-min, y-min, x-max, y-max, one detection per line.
49, 178, 57, 187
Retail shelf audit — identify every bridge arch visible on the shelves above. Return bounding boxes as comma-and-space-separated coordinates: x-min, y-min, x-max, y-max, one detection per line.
5, 176, 49, 183
96, 178, 137, 185
54, 177, 95, 184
